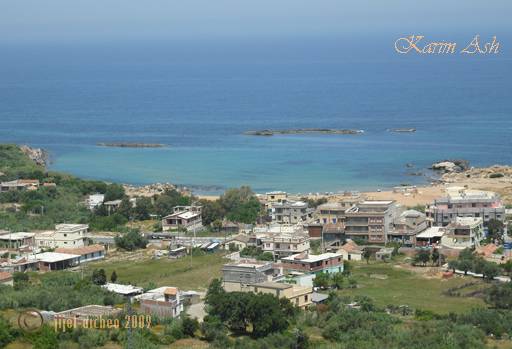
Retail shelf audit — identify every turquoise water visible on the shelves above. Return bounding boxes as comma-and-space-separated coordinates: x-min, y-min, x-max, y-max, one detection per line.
1, 38, 511, 194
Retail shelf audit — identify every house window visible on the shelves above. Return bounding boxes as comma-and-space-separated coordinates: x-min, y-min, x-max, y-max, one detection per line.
305, 295, 308, 302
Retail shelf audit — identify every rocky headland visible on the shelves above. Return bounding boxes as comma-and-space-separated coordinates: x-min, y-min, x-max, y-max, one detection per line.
20, 145, 49, 167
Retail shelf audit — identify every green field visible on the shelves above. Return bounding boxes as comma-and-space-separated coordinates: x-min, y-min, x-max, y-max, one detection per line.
86, 252, 228, 291
341, 261, 488, 314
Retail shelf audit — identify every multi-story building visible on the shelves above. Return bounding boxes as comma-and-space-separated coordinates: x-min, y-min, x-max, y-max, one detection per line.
388, 209, 427, 246
272, 200, 314, 224
221, 261, 313, 308
266, 191, 288, 204
441, 217, 484, 250
247, 282, 313, 308
316, 202, 346, 225
137, 287, 184, 318
426, 187, 505, 226
222, 261, 276, 291
344, 200, 398, 244
162, 205, 203, 232
261, 233, 310, 259
281, 252, 343, 274
35, 224, 89, 249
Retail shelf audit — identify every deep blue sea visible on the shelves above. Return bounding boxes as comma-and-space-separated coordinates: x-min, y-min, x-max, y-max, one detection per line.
1, 37, 511, 194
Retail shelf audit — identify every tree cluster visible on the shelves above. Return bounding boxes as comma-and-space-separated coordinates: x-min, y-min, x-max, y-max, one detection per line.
205, 279, 296, 338
447, 248, 500, 281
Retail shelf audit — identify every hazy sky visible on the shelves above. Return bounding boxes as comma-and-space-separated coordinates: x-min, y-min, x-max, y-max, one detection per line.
0, 0, 510, 42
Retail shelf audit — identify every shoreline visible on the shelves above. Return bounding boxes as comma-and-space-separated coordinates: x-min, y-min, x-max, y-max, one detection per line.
18, 144, 512, 206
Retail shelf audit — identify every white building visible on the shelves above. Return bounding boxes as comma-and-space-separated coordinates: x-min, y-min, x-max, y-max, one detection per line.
441, 217, 484, 250
35, 224, 89, 249
261, 233, 310, 259
87, 194, 105, 210
162, 205, 203, 232
136, 287, 184, 318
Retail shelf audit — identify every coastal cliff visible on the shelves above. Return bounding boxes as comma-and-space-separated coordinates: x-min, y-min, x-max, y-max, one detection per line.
19, 145, 49, 167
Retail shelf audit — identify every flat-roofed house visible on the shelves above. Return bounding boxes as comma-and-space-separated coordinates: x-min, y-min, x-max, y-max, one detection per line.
248, 282, 313, 308
0, 232, 35, 249
272, 200, 314, 224
316, 202, 346, 225
426, 187, 505, 226
87, 194, 105, 210
54, 305, 122, 325
344, 200, 398, 244
441, 217, 484, 250
222, 261, 275, 292
281, 252, 343, 274
388, 209, 427, 246
136, 286, 184, 318
162, 205, 203, 232
35, 224, 89, 249
415, 227, 446, 247
221, 261, 313, 308
102, 283, 144, 297
261, 233, 310, 259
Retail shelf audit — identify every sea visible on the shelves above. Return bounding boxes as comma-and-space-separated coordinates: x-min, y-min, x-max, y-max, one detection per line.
1, 36, 511, 194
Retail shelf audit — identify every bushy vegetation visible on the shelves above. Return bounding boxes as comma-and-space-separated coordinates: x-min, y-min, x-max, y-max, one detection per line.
447, 248, 501, 281
200, 186, 263, 225
240, 246, 274, 261
205, 279, 297, 338
114, 230, 148, 251
0, 272, 123, 312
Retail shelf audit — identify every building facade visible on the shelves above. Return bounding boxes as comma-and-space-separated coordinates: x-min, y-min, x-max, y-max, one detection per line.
388, 209, 427, 246
260, 234, 310, 259
441, 217, 484, 250
35, 224, 89, 249
344, 201, 398, 244
162, 205, 203, 232
426, 188, 505, 226
280, 252, 343, 274
272, 200, 314, 224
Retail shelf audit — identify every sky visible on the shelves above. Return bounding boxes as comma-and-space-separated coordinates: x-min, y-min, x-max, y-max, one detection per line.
0, 1, 511, 43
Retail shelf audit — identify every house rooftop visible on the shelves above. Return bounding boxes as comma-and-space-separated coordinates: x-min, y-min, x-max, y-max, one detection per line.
318, 202, 345, 210
282, 252, 342, 263
102, 283, 144, 295
56, 305, 121, 318
31, 252, 80, 263
223, 261, 271, 269
0, 232, 35, 240
55, 224, 89, 232
416, 227, 445, 239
